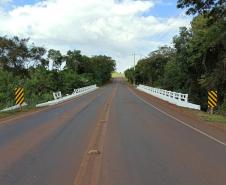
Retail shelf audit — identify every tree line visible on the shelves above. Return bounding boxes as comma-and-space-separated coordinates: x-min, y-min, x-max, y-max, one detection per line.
0, 36, 115, 109
125, 0, 226, 113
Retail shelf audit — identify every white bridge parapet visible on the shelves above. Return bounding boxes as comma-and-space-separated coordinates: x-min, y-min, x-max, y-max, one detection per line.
53, 91, 62, 100
0, 102, 28, 112
137, 84, 200, 110
36, 85, 98, 108
73, 85, 97, 95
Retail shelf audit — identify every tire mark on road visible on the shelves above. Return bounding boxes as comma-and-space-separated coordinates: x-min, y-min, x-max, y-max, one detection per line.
73, 83, 118, 185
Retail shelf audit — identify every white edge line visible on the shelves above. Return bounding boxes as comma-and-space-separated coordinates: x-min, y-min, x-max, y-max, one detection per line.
129, 87, 226, 147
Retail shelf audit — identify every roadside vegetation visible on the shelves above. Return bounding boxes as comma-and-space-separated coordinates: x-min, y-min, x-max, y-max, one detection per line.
197, 111, 226, 124
0, 37, 115, 110
125, 0, 226, 115
0, 106, 33, 119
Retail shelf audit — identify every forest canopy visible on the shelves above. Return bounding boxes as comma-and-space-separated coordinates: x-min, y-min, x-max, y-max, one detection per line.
125, 0, 226, 112
0, 36, 115, 109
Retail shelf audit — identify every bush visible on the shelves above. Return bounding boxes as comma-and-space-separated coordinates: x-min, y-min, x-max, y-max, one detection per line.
220, 100, 226, 116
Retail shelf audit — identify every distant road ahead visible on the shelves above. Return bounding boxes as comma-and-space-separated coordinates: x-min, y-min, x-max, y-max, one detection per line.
0, 79, 225, 185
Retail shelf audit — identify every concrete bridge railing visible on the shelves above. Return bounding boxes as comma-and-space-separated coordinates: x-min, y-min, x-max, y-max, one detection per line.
73, 85, 97, 95
137, 84, 200, 110
36, 85, 98, 108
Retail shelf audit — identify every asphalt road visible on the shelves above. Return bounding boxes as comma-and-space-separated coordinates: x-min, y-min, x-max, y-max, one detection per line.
0, 79, 226, 185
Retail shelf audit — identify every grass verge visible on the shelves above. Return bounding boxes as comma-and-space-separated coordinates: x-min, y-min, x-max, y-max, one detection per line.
0, 106, 36, 120
193, 110, 226, 124
112, 72, 124, 78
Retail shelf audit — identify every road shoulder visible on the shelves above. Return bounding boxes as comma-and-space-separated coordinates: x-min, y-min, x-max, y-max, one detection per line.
129, 85, 226, 146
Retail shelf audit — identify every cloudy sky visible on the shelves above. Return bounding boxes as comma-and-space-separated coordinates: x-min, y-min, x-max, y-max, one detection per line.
0, 0, 191, 71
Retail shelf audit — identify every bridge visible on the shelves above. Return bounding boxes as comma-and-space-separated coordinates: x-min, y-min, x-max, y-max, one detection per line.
0, 79, 225, 185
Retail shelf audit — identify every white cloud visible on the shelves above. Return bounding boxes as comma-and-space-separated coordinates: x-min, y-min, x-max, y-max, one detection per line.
0, 0, 11, 6
0, 0, 190, 71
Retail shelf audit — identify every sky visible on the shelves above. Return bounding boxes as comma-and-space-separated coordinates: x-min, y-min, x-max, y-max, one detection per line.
0, 0, 191, 72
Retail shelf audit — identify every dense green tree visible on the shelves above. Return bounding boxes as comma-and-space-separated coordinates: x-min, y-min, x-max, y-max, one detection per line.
64, 50, 91, 74
125, 16, 226, 111
124, 67, 135, 84
0, 36, 116, 109
177, 0, 225, 21
89, 55, 116, 85
162, 58, 186, 91
125, 46, 175, 86
125, 0, 226, 113
59, 69, 85, 94
0, 70, 19, 109
48, 49, 64, 71
0, 36, 46, 78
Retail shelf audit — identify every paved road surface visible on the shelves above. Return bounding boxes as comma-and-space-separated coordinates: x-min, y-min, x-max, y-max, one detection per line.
0, 79, 225, 185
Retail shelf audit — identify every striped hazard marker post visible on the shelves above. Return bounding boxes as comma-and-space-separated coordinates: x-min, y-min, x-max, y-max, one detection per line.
208, 90, 217, 114
15, 87, 25, 110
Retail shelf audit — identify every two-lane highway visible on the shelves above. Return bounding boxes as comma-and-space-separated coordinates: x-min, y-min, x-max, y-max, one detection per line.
0, 79, 226, 185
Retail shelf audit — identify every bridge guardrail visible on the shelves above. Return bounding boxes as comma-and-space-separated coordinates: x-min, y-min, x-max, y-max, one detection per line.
36, 85, 98, 108
0, 102, 28, 112
53, 91, 62, 100
137, 84, 200, 110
